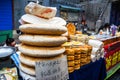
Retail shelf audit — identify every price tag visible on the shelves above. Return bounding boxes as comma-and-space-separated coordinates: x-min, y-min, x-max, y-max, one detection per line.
35, 55, 69, 80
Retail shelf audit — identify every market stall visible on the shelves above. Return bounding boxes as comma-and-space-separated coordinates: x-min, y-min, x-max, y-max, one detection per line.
2, 1, 120, 80
64, 20, 120, 79
13, 2, 107, 80
100, 36, 120, 79
90, 30, 120, 79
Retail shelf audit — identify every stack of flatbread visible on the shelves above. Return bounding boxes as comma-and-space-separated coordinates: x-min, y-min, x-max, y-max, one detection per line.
79, 45, 92, 66
63, 44, 92, 73
64, 48, 75, 73
18, 2, 67, 77
73, 48, 81, 70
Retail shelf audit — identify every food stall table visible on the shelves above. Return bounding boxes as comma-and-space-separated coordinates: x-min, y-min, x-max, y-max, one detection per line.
69, 58, 106, 80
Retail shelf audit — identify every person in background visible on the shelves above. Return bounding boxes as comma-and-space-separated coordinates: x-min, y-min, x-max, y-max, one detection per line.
97, 23, 110, 34
80, 20, 88, 34
4, 38, 19, 67
4, 38, 16, 47
4, 38, 22, 79
4, 38, 19, 65
16, 29, 23, 35
110, 24, 117, 36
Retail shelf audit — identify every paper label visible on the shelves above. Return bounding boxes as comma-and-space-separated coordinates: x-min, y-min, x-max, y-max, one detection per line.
35, 55, 69, 80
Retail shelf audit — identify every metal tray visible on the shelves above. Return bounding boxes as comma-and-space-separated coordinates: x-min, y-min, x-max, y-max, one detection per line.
0, 47, 16, 58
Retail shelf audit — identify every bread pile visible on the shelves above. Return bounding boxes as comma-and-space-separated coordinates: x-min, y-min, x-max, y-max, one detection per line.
64, 48, 75, 73
18, 2, 67, 77
61, 22, 93, 73
63, 44, 92, 73
65, 23, 89, 44
73, 48, 81, 70
80, 45, 92, 66
69, 34, 89, 44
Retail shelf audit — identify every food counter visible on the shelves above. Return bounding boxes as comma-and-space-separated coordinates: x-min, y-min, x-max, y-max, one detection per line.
79, 31, 120, 79
94, 35, 120, 79
69, 58, 106, 80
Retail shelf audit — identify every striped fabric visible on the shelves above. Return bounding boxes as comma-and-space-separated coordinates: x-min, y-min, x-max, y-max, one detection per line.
11, 53, 20, 68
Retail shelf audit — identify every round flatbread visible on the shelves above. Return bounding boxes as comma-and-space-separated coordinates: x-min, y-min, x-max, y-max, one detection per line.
19, 53, 63, 67
66, 23, 76, 35
68, 67, 74, 73
21, 14, 66, 25
74, 64, 80, 70
20, 63, 35, 76
18, 44, 65, 57
19, 70, 36, 80
19, 24, 67, 35
67, 56, 74, 61
68, 61, 74, 67
19, 34, 67, 47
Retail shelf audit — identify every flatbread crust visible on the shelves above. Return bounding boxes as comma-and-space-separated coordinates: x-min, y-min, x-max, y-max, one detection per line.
67, 56, 74, 61
19, 70, 36, 80
68, 67, 74, 73
18, 44, 65, 57
19, 24, 67, 35
68, 61, 74, 67
20, 63, 35, 76
21, 14, 66, 26
19, 34, 67, 47
64, 48, 75, 56
19, 53, 63, 67
74, 64, 80, 70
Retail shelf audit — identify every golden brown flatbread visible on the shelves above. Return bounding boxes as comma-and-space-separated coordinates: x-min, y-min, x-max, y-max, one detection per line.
19, 24, 67, 35
19, 53, 63, 67
20, 63, 35, 76
18, 44, 65, 57
19, 34, 67, 47
66, 23, 76, 35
